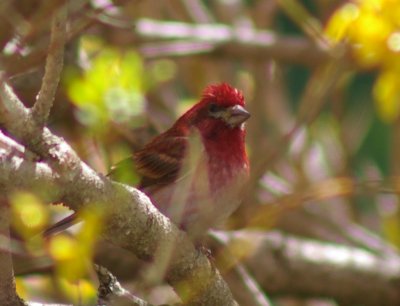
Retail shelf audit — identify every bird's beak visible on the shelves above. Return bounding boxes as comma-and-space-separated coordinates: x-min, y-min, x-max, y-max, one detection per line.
226, 105, 251, 127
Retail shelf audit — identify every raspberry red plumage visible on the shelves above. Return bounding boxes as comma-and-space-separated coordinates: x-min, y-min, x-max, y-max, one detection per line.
134, 83, 250, 237
44, 83, 250, 239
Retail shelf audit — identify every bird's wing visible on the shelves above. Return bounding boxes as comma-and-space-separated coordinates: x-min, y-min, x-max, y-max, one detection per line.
133, 135, 188, 189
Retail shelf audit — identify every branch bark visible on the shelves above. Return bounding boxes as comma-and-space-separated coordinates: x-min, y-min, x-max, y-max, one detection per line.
95, 264, 157, 306
0, 198, 24, 306
212, 230, 400, 306
31, 4, 67, 127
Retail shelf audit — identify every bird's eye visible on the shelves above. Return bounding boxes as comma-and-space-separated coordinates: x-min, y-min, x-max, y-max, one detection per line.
208, 103, 219, 113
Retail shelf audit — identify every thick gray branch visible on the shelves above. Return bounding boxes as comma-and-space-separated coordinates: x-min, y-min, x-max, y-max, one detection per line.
213, 230, 400, 306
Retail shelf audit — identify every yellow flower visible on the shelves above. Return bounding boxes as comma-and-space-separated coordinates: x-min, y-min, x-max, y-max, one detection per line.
373, 69, 400, 122
325, 3, 359, 42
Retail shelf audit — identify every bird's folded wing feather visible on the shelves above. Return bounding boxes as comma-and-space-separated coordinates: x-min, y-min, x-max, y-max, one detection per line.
133, 135, 188, 189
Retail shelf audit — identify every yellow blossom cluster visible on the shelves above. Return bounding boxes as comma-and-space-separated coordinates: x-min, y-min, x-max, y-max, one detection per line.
326, 0, 400, 122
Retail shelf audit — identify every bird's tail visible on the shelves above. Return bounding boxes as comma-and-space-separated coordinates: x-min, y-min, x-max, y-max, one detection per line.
42, 213, 79, 237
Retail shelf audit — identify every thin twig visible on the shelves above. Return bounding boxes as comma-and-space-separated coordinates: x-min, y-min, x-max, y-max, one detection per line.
95, 264, 157, 306
209, 231, 273, 306
31, 5, 67, 127
0, 130, 24, 154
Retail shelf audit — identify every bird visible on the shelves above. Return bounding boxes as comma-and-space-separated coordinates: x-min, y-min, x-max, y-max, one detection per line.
45, 83, 250, 239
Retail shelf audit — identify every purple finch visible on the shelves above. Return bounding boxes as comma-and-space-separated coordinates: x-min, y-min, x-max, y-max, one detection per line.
46, 83, 250, 238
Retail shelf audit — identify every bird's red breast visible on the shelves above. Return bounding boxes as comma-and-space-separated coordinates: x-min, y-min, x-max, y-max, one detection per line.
134, 83, 250, 237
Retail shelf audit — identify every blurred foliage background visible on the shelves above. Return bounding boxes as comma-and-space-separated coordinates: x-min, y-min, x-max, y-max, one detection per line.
2, 0, 400, 305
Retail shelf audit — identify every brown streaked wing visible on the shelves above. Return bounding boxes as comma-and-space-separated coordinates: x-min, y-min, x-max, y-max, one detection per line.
134, 135, 188, 189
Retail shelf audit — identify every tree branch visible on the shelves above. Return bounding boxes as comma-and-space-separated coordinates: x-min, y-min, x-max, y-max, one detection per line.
135, 18, 331, 65
0, 198, 24, 306
95, 264, 157, 306
0, 130, 24, 154
213, 230, 400, 306
31, 5, 67, 127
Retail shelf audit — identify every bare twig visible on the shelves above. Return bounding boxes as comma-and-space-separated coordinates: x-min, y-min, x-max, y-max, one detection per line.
209, 231, 273, 306
249, 59, 348, 187
95, 264, 157, 306
180, 0, 214, 23
31, 5, 67, 127
277, 0, 329, 48
0, 130, 24, 154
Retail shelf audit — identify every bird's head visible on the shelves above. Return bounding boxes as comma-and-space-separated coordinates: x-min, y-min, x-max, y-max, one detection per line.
201, 83, 250, 128
177, 83, 250, 136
